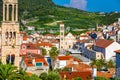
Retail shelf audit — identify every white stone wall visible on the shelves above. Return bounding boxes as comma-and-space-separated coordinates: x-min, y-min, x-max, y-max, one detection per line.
106, 42, 120, 61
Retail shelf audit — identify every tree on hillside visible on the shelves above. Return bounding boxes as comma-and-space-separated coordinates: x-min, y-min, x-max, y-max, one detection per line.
90, 58, 98, 68
42, 48, 47, 56
97, 59, 106, 71
39, 72, 48, 80
0, 64, 19, 80
49, 47, 59, 70
90, 59, 108, 71
74, 77, 82, 80
18, 69, 30, 80
28, 74, 40, 80
47, 71, 61, 80
107, 60, 115, 69
95, 76, 109, 80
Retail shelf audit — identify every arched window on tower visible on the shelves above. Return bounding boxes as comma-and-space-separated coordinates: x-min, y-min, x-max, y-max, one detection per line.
5, 32, 9, 39
9, 32, 12, 39
6, 55, 10, 64
11, 54, 15, 65
13, 32, 16, 38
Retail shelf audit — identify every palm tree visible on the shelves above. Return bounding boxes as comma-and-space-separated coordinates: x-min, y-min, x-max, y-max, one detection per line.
107, 60, 115, 69
39, 72, 48, 80
97, 59, 106, 71
90, 58, 98, 68
0, 64, 19, 80
17, 69, 30, 80
42, 48, 47, 56
47, 71, 61, 80
49, 47, 59, 70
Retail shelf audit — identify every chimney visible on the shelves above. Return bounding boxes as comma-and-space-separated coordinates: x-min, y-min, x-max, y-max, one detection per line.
92, 67, 97, 79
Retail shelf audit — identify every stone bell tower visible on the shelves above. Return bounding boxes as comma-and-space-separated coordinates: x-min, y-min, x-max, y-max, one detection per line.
1, 0, 20, 67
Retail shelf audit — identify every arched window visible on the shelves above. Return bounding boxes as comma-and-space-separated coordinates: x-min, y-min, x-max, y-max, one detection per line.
5, 32, 9, 39
11, 54, 15, 65
13, 32, 16, 38
9, 32, 12, 39
6, 55, 10, 64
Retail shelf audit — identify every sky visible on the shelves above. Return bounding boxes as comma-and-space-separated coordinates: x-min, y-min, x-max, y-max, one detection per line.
52, 0, 120, 12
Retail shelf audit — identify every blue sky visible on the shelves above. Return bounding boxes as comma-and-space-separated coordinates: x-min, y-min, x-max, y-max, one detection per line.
52, 0, 120, 12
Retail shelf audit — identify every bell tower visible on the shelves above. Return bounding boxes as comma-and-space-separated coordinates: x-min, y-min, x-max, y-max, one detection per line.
60, 23, 65, 51
1, 0, 20, 67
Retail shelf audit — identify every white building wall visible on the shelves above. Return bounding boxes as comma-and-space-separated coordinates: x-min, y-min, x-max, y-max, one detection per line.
106, 42, 120, 60
59, 60, 66, 68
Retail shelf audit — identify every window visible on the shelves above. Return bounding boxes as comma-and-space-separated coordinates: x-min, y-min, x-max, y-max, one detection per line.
61, 27, 64, 30
10, 32, 12, 38
13, 32, 16, 38
6, 55, 10, 64
36, 62, 42, 67
11, 54, 15, 65
6, 54, 15, 65
5, 32, 9, 39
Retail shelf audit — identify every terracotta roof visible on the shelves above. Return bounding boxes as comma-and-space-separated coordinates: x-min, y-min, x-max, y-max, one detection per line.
80, 35, 88, 37
58, 56, 73, 60
44, 34, 53, 36
35, 58, 48, 66
97, 71, 113, 78
51, 39, 59, 43
20, 32, 26, 35
24, 58, 33, 67
20, 53, 43, 58
60, 71, 92, 80
77, 39, 89, 43
23, 36, 27, 41
37, 42, 53, 47
114, 49, 120, 54
66, 63, 92, 71
21, 43, 39, 50
95, 39, 114, 48
74, 58, 82, 62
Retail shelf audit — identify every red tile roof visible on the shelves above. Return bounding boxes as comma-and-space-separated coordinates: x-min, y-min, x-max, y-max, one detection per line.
114, 49, 120, 54
60, 71, 92, 80
21, 43, 39, 50
44, 34, 53, 37
35, 58, 48, 66
37, 42, 53, 47
58, 56, 73, 60
20, 53, 43, 58
95, 39, 114, 48
24, 58, 33, 67
66, 63, 92, 71
23, 36, 27, 41
97, 71, 113, 78
74, 58, 82, 62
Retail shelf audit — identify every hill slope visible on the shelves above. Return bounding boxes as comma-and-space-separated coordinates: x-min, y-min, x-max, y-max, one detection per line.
0, 0, 120, 33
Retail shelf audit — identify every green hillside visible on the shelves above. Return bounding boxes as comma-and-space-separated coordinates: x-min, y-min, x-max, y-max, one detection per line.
0, 0, 120, 34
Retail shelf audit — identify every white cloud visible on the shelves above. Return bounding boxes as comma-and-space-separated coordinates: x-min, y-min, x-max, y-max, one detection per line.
70, 0, 87, 10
